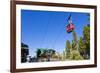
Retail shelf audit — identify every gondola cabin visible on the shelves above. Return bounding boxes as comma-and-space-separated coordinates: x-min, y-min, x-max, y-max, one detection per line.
66, 23, 75, 33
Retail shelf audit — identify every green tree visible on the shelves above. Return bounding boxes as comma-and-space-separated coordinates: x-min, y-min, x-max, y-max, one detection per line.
83, 25, 90, 59
70, 50, 83, 60
79, 37, 86, 58
36, 49, 41, 58
78, 25, 90, 59
36, 48, 56, 61
66, 40, 71, 59
72, 40, 77, 50
70, 31, 83, 60
64, 31, 83, 60
72, 31, 78, 50
46, 49, 56, 61
73, 31, 78, 43
66, 40, 71, 49
83, 26, 90, 48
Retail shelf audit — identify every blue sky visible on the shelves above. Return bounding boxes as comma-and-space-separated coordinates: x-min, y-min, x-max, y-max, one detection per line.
21, 9, 90, 56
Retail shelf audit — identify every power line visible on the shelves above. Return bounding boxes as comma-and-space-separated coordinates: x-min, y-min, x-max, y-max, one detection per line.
39, 13, 51, 48
51, 15, 68, 50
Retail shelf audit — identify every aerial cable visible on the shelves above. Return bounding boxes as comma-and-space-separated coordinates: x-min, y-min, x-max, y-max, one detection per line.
52, 14, 75, 50
39, 13, 51, 49
51, 14, 69, 50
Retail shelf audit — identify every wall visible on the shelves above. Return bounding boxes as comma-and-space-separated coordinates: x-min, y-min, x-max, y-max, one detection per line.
0, 0, 100, 73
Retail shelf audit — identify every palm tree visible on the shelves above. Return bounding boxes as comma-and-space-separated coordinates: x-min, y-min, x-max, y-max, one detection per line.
36, 48, 56, 62
46, 49, 55, 61
36, 49, 41, 58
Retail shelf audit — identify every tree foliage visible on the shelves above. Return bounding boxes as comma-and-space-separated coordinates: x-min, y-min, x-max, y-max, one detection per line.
65, 40, 71, 59
66, 40, 71, 50
79, 37, 86, 55
36, 48, 56, 61
64, 30, 83, 60
79, 25, 90, 59
73, 31, 78, 44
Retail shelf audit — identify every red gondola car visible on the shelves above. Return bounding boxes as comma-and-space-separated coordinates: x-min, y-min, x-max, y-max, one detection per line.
66, 23, 75, 33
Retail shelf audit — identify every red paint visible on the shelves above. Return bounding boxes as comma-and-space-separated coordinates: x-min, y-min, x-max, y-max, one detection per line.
66, 23, 75, 33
